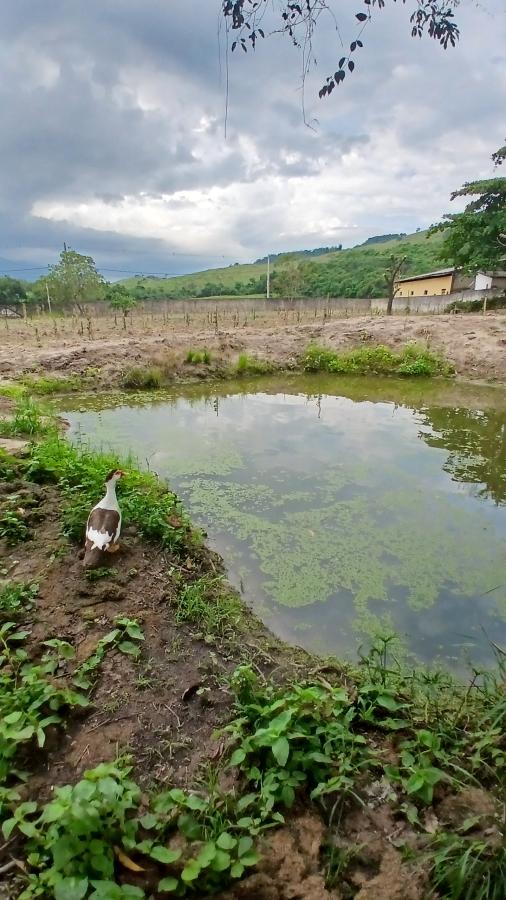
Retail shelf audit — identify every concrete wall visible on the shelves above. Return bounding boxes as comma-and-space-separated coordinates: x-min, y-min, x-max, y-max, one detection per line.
85, 296, 373, 318
372, 287, 505, 314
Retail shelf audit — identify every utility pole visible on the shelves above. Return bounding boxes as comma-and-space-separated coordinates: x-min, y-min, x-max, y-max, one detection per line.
266, 255, 270, 300
46, 281, 52, 314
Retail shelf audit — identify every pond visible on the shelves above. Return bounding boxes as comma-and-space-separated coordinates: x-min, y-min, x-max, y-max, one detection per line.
60, 375, 506, 669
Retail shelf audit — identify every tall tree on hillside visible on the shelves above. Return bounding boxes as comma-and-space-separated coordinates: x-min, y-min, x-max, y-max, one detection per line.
47, 247, 104, 312
272, 256, 311, 299
384, 255, 407, 315
430, 142, 506, 273
222, 1, 460, 102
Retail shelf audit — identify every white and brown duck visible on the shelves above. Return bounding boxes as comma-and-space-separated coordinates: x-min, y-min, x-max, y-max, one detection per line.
83, 469, 125, 568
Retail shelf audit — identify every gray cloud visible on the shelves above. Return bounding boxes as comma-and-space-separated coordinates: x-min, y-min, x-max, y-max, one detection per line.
0, 0, 504, 277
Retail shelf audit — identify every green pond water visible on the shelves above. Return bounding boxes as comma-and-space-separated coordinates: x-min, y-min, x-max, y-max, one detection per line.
60, 375, 506, 669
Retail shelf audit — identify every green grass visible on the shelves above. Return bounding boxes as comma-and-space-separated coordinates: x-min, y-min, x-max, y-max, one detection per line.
429, 832, 506, 900
303, 343, 454, 377
18, 374, 84, 395
186, 348, 212, 365
175, 576, 242, 637
235, 353, 273, 376
121, 366, 163, 390
23, 432, 192, 553
0, 397, 53, 438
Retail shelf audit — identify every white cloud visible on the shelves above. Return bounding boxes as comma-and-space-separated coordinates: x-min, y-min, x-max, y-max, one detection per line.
2, 0, 506, 270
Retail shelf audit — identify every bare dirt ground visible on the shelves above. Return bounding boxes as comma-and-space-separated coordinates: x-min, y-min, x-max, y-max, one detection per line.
0, 308, 505, 384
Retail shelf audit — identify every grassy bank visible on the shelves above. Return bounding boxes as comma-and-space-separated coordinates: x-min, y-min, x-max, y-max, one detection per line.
303, 343, 454, 377
0, 341, 456, 402
0, 403, 504, 899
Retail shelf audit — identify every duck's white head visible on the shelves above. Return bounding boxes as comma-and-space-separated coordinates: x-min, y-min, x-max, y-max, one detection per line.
105, 469, 126, 485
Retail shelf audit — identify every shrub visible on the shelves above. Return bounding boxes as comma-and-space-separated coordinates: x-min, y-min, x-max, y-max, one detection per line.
446, 294, 506, 313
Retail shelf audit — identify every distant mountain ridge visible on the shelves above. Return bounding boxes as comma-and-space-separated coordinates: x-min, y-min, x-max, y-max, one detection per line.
359, 233, 408, 246
121, 229, 445, 300
254, 246, 343, 263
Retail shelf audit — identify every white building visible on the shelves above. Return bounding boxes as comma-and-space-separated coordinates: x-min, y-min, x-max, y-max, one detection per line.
474, 271, 506, 290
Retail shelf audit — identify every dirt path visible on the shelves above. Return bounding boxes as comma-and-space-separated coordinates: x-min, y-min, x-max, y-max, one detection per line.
0, 310, 505, 383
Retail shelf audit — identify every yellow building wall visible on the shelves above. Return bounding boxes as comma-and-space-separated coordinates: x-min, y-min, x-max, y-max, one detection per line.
395, 274, 454, 298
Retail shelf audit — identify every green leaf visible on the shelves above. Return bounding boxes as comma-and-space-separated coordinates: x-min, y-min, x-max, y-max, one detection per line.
11, 725, 35, 741
229, 748, 246, 767
158, 877, 178, 893
185, 793, 207, 811
196, 842, 217, 867
150, 845, 182, 864
1, 818, 17, 840
268, 709, 293, 732
240, 852, 259, 867
54, 877, 89, 900
238, 836, 254, 857
181, 859, 201, 882
272, 736, 289, 767
281, 784, 295, 807
211, 849, 231, 872
230, 862, 244, 878
216, 832, 237, 850
139, 813, 158, 830
376, 693, 402, 711
4, 711, 23, 724
423, 766, 446, 786
406, 773, 425, 795
118, 641, 141, 657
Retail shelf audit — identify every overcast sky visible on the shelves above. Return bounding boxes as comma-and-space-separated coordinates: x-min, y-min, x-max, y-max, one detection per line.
1, 0, 505, 279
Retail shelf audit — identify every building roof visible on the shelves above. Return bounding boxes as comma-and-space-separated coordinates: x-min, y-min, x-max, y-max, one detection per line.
395, 268, 455, 284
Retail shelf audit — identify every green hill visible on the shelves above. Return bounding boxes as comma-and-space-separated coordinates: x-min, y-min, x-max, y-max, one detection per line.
121, 230, 445, 300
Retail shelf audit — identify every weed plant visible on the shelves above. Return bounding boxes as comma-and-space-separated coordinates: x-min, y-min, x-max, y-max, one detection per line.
235, 353, 272, 375
121, 366, 162, 389
0, 581, 38, 622
0, 398, 52, 438
186, 348, 212, 364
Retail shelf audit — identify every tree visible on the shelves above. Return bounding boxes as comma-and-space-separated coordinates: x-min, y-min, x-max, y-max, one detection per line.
383, 255, 407, 315
47, 247, 104, 312
0, 276, 28, 317
222, 1, 460, 101
271, 256, 311, 299
105, 283, 137, 329
430, 142, 506, 273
